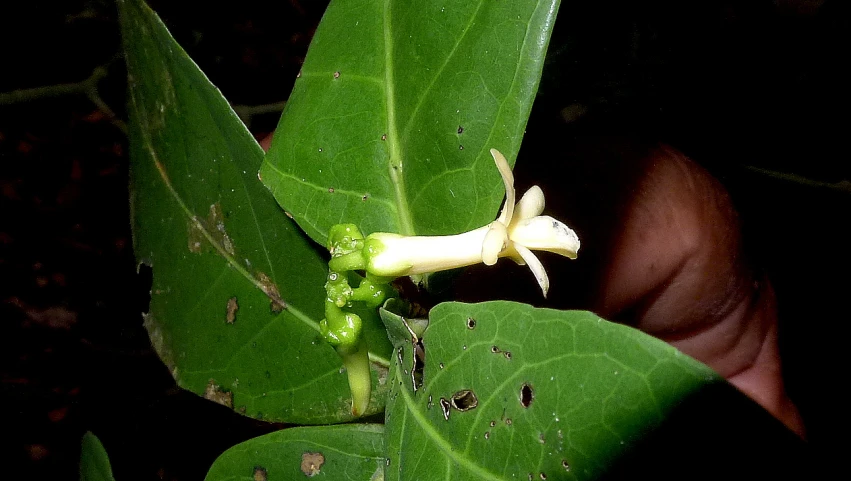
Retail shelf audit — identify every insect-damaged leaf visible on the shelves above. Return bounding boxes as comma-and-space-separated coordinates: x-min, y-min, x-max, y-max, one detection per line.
384, 301, 723, 480
262, 0, 562, 244
205, 425, 385, 481
119, 0, 391, 424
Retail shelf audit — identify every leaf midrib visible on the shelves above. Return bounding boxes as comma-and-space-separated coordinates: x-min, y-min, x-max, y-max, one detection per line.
393, 362, 503, 480
128, 5, 320, 334
383, 0, 415, 236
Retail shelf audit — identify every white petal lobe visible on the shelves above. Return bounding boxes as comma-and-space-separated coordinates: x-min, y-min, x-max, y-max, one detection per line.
513, 185, 545, 221
514, 244, 549, 297
481, 222, 508, 266
490, 149, 515, 224
509, 216, 580, 259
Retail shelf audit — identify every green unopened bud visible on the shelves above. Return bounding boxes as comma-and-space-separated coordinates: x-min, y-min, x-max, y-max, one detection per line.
320, 310, 362, 355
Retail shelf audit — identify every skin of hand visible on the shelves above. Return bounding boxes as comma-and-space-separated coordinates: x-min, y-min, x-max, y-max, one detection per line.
589, 144, 804, 437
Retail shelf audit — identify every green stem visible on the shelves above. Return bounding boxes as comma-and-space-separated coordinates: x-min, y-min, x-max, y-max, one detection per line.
342, 339, 372, 417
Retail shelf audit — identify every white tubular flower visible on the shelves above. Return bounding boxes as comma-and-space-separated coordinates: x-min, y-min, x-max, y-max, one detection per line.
364, 149, 579, 297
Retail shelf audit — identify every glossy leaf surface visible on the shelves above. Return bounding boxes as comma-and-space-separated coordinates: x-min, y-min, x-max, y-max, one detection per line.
384, 301, 720, 480
205, 425, 385, 481
262, 0, 562, 244
119, 0, 391, 424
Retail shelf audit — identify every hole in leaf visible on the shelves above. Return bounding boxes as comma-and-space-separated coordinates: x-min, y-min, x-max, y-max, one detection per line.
412, 337, 424, 392
562, 460, 570, 471
136, 263, 153, 314
439, 398, 451, 420
450, 390, 478, 411
520, 383, 534, 408
503, 351, 512, 360
466, 317, 476, 329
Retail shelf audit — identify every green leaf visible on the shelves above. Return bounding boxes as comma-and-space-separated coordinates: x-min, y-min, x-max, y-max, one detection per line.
262, 0, 562, 244
384, 301, 721, 480
119, 0, 391, 424
205, 424, 385, 481
79, 432, 115, 481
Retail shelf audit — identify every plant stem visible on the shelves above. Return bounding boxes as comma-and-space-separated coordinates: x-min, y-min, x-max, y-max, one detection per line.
342, 339, 372, 417
0, 65, 127, 133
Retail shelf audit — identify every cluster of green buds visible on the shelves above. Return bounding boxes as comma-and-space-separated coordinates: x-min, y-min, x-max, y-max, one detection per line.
320, 225, 392, 416
322, 149, 580, 416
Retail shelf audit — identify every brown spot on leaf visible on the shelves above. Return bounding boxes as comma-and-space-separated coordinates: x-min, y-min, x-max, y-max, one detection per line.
188, 203, 237, 255
256, 272, 286, 312
300, 452, 324, 477
187, 218, 204, 253
208, 203, 235, 256
143, 313, 176, 375
253, 466, 267, 481
226, 297, 239, 324
203, 379, 233, 408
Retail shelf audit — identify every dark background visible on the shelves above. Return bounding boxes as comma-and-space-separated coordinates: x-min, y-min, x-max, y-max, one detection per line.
1, 0, 847, 479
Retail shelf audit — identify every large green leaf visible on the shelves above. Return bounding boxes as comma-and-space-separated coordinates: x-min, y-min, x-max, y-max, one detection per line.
262, 0, 562, 244
205, 424, 385, 481
384, 302, 721, 480
79, 432, 115, 481
119, 0, 391, 424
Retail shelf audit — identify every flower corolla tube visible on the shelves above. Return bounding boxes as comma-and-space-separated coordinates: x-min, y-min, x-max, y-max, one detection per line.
363, 149, 579, 297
